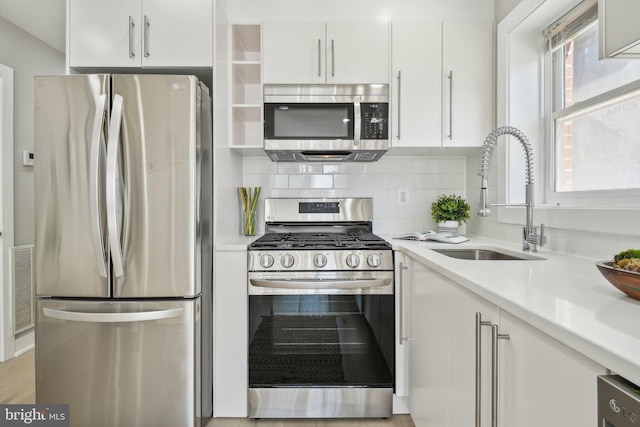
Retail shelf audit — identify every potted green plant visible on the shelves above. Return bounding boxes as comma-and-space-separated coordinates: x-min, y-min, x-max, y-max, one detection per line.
431, 194, 471, 234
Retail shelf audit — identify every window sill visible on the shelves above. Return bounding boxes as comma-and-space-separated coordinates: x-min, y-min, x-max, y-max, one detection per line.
497, 204, 640, 237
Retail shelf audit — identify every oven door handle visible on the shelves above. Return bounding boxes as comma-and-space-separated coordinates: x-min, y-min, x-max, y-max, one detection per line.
249, 277, 392, 289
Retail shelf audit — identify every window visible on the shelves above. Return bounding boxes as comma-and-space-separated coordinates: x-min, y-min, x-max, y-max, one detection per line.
546, 0, 640, 200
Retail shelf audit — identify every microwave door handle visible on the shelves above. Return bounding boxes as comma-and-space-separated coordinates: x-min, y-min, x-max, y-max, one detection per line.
89, 94, 108, 278
106, 94, 125, 278
354, 97, 361, 146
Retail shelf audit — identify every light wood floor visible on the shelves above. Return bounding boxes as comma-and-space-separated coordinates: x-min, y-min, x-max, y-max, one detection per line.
0, 351, 414, 426
0, 349, 35, 404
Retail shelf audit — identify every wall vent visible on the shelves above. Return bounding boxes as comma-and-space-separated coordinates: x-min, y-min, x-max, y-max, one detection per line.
12, 244, 34, 335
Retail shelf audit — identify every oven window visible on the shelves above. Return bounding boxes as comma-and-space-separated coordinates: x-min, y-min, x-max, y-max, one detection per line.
264, 103, 354, 139
248, 294, 394, 388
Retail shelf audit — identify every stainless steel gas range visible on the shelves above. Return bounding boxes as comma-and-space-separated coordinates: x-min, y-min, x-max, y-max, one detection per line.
247, 198, 394, 419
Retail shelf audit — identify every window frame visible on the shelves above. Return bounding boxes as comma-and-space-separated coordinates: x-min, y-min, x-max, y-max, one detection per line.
545, 4, 640, 206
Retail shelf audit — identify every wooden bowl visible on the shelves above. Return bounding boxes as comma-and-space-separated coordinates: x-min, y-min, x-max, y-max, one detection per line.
596, 261, 640, 301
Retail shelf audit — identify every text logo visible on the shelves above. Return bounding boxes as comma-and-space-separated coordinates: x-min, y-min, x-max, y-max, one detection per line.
0, 405, 68, 427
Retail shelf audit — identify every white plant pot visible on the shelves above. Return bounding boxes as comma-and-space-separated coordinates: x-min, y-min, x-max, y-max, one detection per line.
437, 221, 459, 235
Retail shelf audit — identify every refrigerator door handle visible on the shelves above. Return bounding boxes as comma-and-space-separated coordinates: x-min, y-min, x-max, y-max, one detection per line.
106, 94, 125, 278
90, 94, 108, 278
42, 307, 184, 323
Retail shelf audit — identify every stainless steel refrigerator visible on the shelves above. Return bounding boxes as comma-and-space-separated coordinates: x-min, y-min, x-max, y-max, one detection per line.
33, 74, 213, 427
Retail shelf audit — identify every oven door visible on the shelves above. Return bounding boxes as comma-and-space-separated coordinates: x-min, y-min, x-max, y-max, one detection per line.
247, 272, 394, 418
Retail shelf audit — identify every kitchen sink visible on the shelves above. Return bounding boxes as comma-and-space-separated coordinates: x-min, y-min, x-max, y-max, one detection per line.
432, 247, 545, 261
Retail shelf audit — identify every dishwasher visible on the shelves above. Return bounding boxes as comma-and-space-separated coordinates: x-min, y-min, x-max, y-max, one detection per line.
598, 375, 640, 425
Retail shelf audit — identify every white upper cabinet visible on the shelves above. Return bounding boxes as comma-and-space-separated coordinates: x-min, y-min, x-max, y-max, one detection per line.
263, 22, 326, 84
392, 20, 493, 148
263, 21, 390, 84
443, 21, 494, 147
599, 0, 640, 58
391, 21, 443, 147
69, 0, 213, 68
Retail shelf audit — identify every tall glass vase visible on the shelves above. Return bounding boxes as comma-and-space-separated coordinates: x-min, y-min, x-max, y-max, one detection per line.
243, 208, 257, 236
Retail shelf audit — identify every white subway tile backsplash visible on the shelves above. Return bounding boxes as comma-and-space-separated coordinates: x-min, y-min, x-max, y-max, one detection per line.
289, 174, 333, 189
244, 156, 277, 174
269, 189, 299, 198
242, 155, 469, 234
277, 163, 324, 174
333, 174, 369, 189
298, 189, 344, 198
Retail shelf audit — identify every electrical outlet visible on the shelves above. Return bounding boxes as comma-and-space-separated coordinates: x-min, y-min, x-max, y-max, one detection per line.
397, 188, 409, 205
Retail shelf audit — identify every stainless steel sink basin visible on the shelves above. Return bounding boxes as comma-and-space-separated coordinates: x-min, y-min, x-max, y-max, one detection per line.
432, 247, 545, 261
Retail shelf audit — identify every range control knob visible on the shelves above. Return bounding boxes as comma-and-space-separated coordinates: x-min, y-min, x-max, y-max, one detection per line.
259, 254, 274, 269
346, 254, 360, 269
313, 254, 328, 268
367, 253, 382, 268
280, 254, 295, 269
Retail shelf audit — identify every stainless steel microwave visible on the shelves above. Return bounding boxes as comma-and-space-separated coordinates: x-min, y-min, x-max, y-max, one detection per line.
263, 84, 389, 162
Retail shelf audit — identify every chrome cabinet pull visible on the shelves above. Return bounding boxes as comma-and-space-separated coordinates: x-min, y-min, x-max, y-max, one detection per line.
128, 16, 136, 58
143, 15, 150, 58
398, 263, 409, 345
491, 324, 510, 427
354, 96, 361, 146
331, 39, 335, 77
475, 312, 493, 427
397, 71, 402, 140
447, 70, 453, 140
317, 39, 322, 77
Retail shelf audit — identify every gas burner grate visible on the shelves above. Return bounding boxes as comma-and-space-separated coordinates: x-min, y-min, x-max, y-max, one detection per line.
249, 232, 390, 250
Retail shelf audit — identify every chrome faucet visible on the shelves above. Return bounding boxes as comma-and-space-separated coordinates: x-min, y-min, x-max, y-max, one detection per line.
477, 126, 546, 252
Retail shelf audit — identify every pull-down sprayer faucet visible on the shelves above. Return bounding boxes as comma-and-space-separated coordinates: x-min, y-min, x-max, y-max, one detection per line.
478, 126, 546, 252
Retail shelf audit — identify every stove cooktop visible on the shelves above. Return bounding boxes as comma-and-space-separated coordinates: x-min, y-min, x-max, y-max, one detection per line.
249, 232, 391, 250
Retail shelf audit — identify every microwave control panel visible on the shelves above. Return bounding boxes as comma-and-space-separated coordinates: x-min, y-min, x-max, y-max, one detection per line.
361, 103, 389, 139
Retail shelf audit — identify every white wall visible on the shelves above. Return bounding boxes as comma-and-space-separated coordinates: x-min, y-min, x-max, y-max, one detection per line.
0, 17, 65, 360
0, 17, 65, 246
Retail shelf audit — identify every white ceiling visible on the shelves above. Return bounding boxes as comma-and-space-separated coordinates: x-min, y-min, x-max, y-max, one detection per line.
0, 0, 66, 53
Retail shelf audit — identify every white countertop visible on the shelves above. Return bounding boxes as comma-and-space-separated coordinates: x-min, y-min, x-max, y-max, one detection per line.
387, 234, 640, 386
215, 233, 640, 386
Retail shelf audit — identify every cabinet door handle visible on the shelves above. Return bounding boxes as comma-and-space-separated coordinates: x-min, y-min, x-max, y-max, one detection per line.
143, 15, 150, 58
331, 39, 335, 77
491, 324, 510, 427
397, 71, 402, 140
128, 16, 136, 58
317, 39, 322, 77
398, 263, 409, 345
475, 312, 493, 427
447, 70, 453, 140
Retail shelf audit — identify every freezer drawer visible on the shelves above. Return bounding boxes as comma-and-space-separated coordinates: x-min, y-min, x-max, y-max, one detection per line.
35, 299, 204, 427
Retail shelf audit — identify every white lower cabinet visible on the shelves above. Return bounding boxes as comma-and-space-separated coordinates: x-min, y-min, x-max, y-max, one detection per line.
497, 311, 605, 427
447, 281, 499, 427
397, 254, 449, 425
396, 251, 606, 427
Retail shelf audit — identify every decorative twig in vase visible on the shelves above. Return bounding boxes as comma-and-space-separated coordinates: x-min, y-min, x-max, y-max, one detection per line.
238, 186, 261, 236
